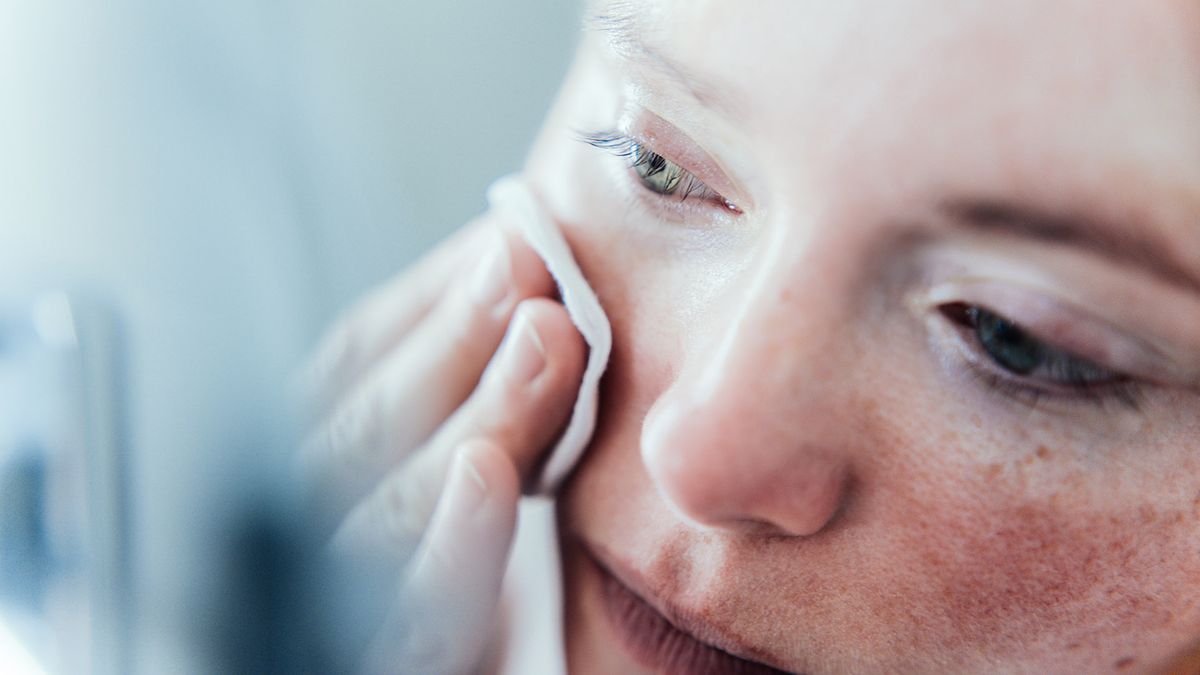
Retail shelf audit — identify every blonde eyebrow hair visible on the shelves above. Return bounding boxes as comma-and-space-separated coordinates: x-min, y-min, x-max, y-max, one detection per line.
943, 198, 1200, 295
584, 1, 666, 66
582, 1, 745, 122
583, 0, 643, 43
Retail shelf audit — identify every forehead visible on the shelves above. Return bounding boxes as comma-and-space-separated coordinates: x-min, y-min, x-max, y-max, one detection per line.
602, 0, 1200, 212
631, 0, 1200, 116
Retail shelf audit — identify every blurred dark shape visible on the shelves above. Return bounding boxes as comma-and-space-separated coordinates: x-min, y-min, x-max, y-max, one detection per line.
211, 495, 395, 675
0, 443, 48, 611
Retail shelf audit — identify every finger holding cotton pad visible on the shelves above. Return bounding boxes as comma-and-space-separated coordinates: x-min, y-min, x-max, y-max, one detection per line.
487, 175, 613, 495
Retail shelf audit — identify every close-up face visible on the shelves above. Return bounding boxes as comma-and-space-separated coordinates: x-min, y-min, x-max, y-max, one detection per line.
525, 1, 1200, 673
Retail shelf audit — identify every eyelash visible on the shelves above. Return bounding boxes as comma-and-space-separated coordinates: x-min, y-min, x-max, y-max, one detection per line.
939, 303, 1145, 411
580, 130, 739, 212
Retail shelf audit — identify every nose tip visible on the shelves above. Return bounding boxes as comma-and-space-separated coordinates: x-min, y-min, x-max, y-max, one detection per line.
641, 392, 851, 539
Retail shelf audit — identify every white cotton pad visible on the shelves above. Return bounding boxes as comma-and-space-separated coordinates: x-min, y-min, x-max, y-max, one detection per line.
487, 175, 613, 495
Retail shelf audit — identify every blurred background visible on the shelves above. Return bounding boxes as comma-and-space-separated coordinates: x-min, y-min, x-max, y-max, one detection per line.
0, 1, 579, 672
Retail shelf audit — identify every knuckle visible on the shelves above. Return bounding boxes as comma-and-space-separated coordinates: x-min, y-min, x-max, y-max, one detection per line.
330, 388, 385, 469
375, 461, 442, 548
438, 287, 502, 364
302, 323, 357, 400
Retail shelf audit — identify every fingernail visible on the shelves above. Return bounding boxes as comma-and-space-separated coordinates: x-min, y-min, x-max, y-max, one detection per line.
500, 310, 546, 382
469, 235, 511, 308
454, 446, 489, 512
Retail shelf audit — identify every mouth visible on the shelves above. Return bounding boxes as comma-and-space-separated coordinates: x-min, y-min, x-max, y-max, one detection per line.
582, 543, 797, 675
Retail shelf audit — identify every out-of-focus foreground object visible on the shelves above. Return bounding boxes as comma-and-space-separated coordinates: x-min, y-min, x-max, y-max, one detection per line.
0, 0, 576, 672
0, 294, 126, 675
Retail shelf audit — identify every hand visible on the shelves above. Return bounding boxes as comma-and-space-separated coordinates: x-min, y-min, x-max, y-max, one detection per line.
298, 210, 586, 674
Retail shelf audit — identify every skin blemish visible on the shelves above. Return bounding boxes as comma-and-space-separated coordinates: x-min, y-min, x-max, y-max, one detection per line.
984, 463, 1003, 481
1035, 445, 1052, 460
1138, 504, 1158, 525
1115, 655, 1135, 670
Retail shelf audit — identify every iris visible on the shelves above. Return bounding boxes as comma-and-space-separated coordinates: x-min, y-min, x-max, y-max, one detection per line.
970, 306, 1043, 375
628, 143, 684, 195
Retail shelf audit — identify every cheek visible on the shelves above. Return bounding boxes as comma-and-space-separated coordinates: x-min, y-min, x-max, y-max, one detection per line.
558, 213, 726, 382
875, 451, 1200, 666
849, 352, 1200, 663
549, 174, 1200, 668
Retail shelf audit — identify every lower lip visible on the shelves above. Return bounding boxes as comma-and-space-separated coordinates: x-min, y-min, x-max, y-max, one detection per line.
589, 553, 792, 675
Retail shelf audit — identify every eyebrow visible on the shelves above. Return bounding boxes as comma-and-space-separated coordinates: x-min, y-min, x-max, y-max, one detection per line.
943, 199, 1200, 294
584, 2, 744, 121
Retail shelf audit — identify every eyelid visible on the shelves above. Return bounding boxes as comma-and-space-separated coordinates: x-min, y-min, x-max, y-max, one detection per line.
585, 131, 723, 201
619, 108, 752, 211
919, 280, 1189, 385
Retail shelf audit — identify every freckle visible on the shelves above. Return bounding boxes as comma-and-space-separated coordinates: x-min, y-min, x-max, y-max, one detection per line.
984, 463, 1002, 481
1035, 445, 1051, 460
1138, 504, 1157, 524
1066, 642, 1082, 650
863, 399, 880, 417
1115, 656, 1134, 670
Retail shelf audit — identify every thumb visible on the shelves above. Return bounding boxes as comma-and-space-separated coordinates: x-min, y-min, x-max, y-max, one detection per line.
367, 439, 520, 675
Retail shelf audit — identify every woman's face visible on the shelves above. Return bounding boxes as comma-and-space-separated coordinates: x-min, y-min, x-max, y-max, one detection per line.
524, 1, 1200, 672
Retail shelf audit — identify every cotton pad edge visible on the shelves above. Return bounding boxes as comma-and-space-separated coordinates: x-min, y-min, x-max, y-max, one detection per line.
486, 175, 613, 495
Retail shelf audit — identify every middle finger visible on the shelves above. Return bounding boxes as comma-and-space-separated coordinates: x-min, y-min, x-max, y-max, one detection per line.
300, 227, 556, 513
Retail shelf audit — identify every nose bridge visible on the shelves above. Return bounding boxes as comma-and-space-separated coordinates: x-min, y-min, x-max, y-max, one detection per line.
694, 224, 841, 417
641, 224, 853, 537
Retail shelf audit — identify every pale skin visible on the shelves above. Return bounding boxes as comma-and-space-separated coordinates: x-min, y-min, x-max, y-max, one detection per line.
307, 1, 1200, 673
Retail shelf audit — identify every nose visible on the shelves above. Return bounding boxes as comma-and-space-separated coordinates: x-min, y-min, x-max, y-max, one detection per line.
640, 254, 854, 538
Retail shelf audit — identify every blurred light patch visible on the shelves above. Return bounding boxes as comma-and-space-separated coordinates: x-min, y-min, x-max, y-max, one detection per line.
30, 294, 77, 350
0, 617, 46, 675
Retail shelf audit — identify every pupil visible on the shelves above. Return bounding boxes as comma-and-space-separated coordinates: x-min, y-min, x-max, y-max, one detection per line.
974, 309, 1043, 375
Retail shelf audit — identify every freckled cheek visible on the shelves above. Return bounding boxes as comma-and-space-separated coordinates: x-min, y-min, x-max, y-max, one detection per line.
875, 467, 1200, 661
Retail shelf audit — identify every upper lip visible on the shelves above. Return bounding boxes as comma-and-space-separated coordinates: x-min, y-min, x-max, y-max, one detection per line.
583, 539, 793, 673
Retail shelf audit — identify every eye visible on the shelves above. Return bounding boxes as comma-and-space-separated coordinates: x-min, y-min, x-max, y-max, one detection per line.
940, 303, 1131, 391
970, 306, 1044, 375
629, 143, 685, 195
580, 131, 738, 211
